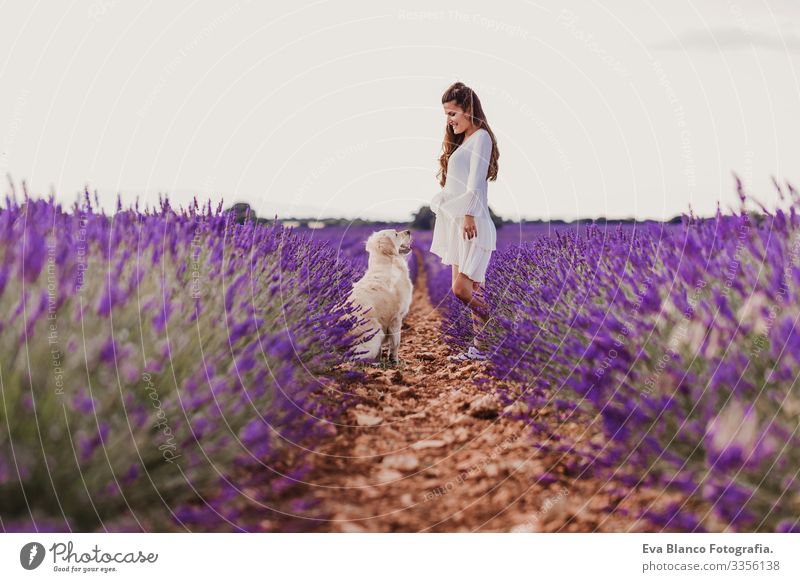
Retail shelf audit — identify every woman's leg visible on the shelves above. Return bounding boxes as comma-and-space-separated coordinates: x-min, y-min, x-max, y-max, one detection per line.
470, 280, 489, 350
452, 272, 489, 323
448, 268, 490, 355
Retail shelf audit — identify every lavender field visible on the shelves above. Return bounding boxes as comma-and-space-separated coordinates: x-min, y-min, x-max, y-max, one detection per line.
425, 184, 800, 532
2, 183, 799, 532
0, 193, 366, 532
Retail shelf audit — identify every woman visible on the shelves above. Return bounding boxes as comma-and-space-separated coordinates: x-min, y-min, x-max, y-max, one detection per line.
429, 81, 499, 362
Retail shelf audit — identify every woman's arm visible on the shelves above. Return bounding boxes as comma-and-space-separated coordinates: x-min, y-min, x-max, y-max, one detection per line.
462, 131, 491, 240
463, 131, 492, 217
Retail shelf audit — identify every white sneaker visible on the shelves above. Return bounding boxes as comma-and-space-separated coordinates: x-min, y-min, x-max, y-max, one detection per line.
448, 345, 487, 362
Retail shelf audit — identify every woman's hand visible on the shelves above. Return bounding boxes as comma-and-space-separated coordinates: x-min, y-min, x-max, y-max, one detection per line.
463, 215, 477, 240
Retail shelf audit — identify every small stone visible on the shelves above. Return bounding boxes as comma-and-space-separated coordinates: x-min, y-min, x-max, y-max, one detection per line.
411, 439, 447, 450
448, 413, 471, 424
418, 352, 436, 361
375, 468, 403, 483
509, 520, 541, 533
469, 394, 499, 419
395, 387, 415, 399
453, 427, 469, 442
457, 457, 479, 471
503, 458, 540, 473
400, 493, 414, 505
356, 413, 383, 427
484, 463, 499, 478
381, 454, 419, 472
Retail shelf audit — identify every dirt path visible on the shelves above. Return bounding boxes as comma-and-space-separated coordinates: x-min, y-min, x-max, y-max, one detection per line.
311, 250, 674, 532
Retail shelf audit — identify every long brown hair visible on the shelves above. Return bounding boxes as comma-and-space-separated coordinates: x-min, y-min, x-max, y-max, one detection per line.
437, 81, 499, 188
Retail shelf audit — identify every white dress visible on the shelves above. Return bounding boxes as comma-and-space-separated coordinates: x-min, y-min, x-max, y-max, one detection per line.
429, 127, 496, 283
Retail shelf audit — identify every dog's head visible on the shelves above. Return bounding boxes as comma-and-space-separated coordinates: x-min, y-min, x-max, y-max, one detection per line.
366, 229, 413, 257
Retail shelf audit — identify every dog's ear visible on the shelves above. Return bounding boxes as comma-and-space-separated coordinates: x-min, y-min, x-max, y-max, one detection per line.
378, 235, 396, 256
366, 233, 383, 254
365, 235, 376, 253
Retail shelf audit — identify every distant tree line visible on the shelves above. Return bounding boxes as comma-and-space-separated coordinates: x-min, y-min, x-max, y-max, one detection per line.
409, 206, 505, 230
224, 202, 687, 229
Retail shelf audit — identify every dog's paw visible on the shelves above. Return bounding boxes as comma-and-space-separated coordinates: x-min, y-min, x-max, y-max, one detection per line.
387, 357, 407, 369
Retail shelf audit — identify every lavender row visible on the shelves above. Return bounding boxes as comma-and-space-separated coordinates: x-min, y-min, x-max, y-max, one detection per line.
473, 184, 800, 532
0, 193, 365, 532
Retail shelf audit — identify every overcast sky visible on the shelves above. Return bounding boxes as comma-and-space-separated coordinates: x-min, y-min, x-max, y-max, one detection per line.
1, 0, 798, 221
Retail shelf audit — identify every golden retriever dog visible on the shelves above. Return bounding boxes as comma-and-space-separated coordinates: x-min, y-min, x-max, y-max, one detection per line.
345, 229, 413, 362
